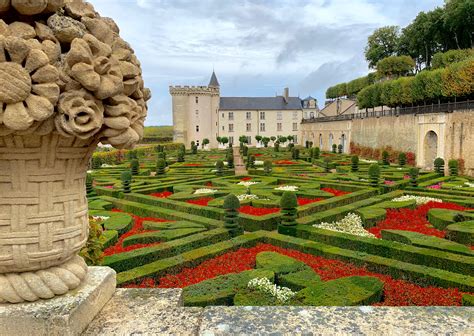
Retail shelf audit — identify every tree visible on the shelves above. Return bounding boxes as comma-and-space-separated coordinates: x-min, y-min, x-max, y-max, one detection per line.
279, 136, 287, 145
376, 55, 415, 79
398, 153, 407, 166
262, 137, 270, 147
270, 136, 276, 143
264, 160, 272, 175
227, 154, 234, 169
448, 159, 459, 176
287, 135, 294, 143
202, 138, 209, 149
434, 157, 445, 175
365, 26, 400, 68
351, 155, 359, 172
156, 158, 166, 175
255, 135, 262, 144
130, 159, 139, 175
409, 167, 419, 187
215, 160, 224, 176
221, 137, 229, 146
368, 164, 380, 187
382, 151, 390, 165
216, 136, 222, 145
121, 171, 132, 194
443, 0, 474, 50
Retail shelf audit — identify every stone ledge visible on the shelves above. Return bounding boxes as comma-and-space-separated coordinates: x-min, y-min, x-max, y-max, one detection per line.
0, 266, 116, 336
83, 288, 203, 335
199, 306, 474, 335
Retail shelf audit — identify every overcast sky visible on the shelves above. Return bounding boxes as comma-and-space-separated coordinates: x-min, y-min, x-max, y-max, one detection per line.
90, 0, 444, 125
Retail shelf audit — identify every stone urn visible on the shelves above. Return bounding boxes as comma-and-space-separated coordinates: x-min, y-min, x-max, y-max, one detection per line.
0, 0, 150, 303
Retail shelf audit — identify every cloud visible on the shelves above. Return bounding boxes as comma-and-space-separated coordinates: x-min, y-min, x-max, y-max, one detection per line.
88, 0, 445, 125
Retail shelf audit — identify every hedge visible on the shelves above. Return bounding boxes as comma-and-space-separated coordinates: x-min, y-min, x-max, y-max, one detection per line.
446, 221, 474, 245
381, 230, 473, 256
294, 226, 474, 276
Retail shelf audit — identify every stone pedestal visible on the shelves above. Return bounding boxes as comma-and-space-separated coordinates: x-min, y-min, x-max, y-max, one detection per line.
0, 267, 116, 336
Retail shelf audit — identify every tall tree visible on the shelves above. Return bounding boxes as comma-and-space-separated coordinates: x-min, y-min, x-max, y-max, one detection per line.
365, 26, 400, 68
443, 0, 474, 49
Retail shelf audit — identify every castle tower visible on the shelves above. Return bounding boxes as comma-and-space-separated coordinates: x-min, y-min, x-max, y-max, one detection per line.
170, 71, 220, 148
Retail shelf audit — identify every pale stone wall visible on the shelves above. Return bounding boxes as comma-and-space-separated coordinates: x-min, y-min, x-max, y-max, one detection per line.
299, 109, 474, 176
301, 120, 351, 152
444, 110, 474, 176
351, 114, 418, 153
219, 109, 302, 146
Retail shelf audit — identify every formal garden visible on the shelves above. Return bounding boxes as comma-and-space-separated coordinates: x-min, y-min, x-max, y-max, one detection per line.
84, 141, 474, 308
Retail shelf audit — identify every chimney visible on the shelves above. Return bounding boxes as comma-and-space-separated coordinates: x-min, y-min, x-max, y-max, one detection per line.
283, 87, 289, 103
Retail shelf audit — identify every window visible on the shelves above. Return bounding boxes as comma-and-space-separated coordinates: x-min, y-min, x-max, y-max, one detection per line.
229, 112, 234, 120
195, 110, 199, 117
260, 123, 265, 132
292, 123, 298, 131
222, 113, 224, 118
246, 112, 252, 120
293, 135, 298, 144
277, 111, 282, 120
195, 97, 199, 104
229, 124, 234, 132
229, 136, 234, 145
246, 123, 251, 132
260, 111, 265, 120
222, 126, 224, 131
196, 125, 199, 132
310, 112, 315, 118
277, 123, 282, 131
247, 136, 252, 145
293, 111, 298, 120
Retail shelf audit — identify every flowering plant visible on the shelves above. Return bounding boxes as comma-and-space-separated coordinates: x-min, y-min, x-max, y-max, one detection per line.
194, 188, 218, 194
391, 195, 442, 205
237, 181, 260, 187
275, 185, 298, 191
314, 213, 375, 238
237, 194, 259, 201
427, 183, 443, 189
247, 277, 296, 303
464, 182, 474, 188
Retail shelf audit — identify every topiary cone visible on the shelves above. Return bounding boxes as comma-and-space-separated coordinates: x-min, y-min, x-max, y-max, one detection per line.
223, 194, 242, 237
278, 191, 298, 236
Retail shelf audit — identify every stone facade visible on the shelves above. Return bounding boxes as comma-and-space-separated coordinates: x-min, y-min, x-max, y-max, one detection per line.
301, 100, 474, 176
170, 72, 317, 148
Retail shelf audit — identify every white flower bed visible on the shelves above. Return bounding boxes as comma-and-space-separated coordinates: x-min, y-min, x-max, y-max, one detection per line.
361, 159, 377, 163
237, 194, 259, 201
237, 181, 260, 187
254, 160, 264, 166
313, 213, 375, 238
101, 164, 114, 168
92, 216, 110, 222
247, 277, 296, 303
215, 162, 228, 166
275, 185, 298, 191
465, 182, 474, 188
391, 195, 442, 205
194, 188, 218, 195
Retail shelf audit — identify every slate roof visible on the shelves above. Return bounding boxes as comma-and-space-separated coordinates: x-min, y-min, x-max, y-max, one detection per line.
303, 96, 316, 101
220, 96, 303, 110
208, 71, 220, 87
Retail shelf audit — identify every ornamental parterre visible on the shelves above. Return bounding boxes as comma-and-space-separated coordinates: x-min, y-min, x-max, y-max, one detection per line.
87, 145, 474, 307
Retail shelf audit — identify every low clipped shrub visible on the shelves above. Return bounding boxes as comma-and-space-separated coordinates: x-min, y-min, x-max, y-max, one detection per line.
382, 151, 389, 165
337, 144, 343, 154
264, 160, 272, 175
368, 163, 380, 187
332, 144, 337, 153
156, 158, 166, 175
351, 155, 359, 172
177, 150, 185, 162
409, 167, 419, 187
227, 154, 234, 169
91, 156, 102, 169
434, 157, 445, 175
216, 160, 224, 176
191, 145, 198, 154
121, 171, 132, 193
86, 173, 95, 196
448, 159, 459, 176
274, 142, 280, 152
324, 157, 331, 173
313, 147, 320, 159
292, 148, 300, 160
130, 159, 139, 175
398, 153, 407, 166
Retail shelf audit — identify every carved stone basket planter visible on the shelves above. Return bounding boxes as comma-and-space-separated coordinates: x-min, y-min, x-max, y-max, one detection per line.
0, 0, 149, 303
0, 134, 94, 303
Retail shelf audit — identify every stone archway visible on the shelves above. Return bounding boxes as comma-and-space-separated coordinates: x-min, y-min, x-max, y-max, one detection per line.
424, 131, 438, 169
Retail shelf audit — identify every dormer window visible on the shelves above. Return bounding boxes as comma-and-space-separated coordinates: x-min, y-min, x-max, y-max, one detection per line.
195, 97, 199, 104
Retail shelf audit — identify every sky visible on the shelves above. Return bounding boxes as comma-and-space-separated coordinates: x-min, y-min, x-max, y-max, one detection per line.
89, 0, 444, 126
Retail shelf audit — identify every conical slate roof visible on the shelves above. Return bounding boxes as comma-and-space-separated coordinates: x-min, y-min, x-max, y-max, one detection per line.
208, 71, 220, 87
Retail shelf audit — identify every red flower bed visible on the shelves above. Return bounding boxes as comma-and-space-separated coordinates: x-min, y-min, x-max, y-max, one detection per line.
103, 210, 169, 256
149, 191, 173, 198
368, 201, 468, 238
297, 197, 323, 206
184, 163, 202, 167
205, 182, 213, 187
186, 197, 214, 206
321, 187, 350, 197
125, 244, 465, 306
240, 177, 252, 181
274, 160, 297, 165
238, 205, 280, 216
